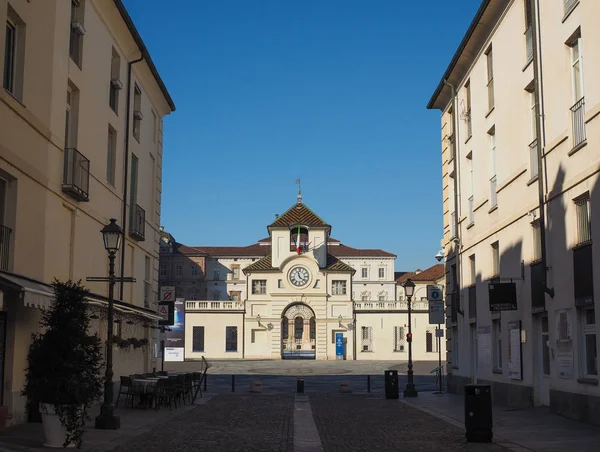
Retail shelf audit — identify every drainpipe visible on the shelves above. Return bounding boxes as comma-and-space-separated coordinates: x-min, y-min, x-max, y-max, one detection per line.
119, 55, 144, 301
531, 0, 554, 299
443, 79, 463, 316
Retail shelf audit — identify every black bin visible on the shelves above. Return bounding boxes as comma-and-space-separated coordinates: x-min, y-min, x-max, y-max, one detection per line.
464, 384, 493, 442
384, 370, 399, 399
297, 378, 304, 393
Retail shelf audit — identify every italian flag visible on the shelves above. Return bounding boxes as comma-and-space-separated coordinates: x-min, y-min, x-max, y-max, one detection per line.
296, 226, 301, 254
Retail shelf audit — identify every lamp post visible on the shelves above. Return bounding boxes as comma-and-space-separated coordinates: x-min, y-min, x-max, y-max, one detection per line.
403, 278, 418, 397
95, 218, 123, 430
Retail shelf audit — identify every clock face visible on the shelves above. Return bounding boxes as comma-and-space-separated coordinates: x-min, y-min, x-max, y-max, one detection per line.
289, 266, 310, 287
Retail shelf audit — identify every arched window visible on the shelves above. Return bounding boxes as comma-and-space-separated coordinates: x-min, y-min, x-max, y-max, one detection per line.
282, 317, 288, 340
310, 317, 316, 340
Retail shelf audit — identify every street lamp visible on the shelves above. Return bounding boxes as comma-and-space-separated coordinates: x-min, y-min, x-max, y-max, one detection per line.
96, 218, 122, 429
403, 278, 418, 397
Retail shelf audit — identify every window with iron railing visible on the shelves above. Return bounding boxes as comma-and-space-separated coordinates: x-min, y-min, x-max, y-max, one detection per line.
225, 326, 238, 352
529, 139, 539, 179
361, 326, 373, 352
192, 326, 205, 352
575, 194, 591, 245
571, 97, 586, 149
129, 204, 145, 241
0, 225, 11, 271
486, 48, 494, 111
393, 326, 405, 352
62, 148, 90, 202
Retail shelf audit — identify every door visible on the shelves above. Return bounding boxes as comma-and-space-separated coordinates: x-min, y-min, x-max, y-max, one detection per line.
538, 315, 551, 406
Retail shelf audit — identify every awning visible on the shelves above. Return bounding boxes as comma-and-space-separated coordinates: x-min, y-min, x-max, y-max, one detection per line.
87, 296, 162, 321
0, 272, 55, 309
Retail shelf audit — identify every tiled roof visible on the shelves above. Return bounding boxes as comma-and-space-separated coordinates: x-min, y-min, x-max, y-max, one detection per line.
173, 243, 209, 256
243, 254, 355, 274
411, 264, 445, 282
329, 244, 396, 258
269, 203, 330, 228
192, 244, 270, 257
395, 271, 416, 284
258, 236, 340, 244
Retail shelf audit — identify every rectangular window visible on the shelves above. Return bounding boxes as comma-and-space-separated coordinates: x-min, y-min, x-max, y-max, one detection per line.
489, 129, 497, 208
129, 154, 139, 227
532, 220, 542, 262
175, 264, 182, 277
159, 263, 167, 277
191, 265, 198, 276
252, 280, 266, 295
3, 8, 24, 100
230, 292, 240, 301
468, 154, 474, 224
278, 279, 283, 289
144, 255, 151, 308
133, 84, 142, 142
65, 85, 79, 148
469, 254, 476, 285
225, 326, 238, 352
426, 329, 436, 353
491, 241, 500, 277
3, 20, 15, 93
493, 319, 502, 370
231, 266, 240, 279
524, 0, 533, 62
361, 326, 373, 352
213, 268, 220, 280
69, 0, 85, 68
575, 194, 591, 245
106, 126, 117, 186
378, 268, 385, 278
361, 295, 368, 301
581, 306, 597, 377
570, 37, 583, 102
486, 47, 494, 111
529, 90, 537, 142
361, 268, 368, 278
465, 81, 472, 138
332, 280, 347, 295
109, 47, 121, 113
192, 326, 205, 352
393, 326, 405, 352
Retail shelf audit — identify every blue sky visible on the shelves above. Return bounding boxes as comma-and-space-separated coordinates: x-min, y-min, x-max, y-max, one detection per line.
123, 0, 481, 271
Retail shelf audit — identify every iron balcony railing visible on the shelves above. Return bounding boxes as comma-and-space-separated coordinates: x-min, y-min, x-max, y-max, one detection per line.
490, 175, 498, 208
0, 225, 12, 271
529, 139, 539, 178
129, 204, 145, 241
525, 25, 533, 63
468, 195, 475, 225
62, 148, 90, 202
571, 97, 586, 149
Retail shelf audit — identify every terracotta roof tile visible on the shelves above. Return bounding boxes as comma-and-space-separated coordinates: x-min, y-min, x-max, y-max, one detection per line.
243, 254, 355, 274
329, 244, 396, 258
173, 243, 209, 256
192, 244, 270, 257
396, 271, 416, 284
324, 255, 356, 274
269, 203, 330, 228
411, 264, 445, 282
242, 256, 276, 273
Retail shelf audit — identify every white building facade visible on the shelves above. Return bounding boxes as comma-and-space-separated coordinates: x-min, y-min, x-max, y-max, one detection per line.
160, 200, 446, 363
428, 0, 600, 425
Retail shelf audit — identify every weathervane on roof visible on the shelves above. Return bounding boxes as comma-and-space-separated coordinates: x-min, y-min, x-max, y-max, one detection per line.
296, 178, 303, 203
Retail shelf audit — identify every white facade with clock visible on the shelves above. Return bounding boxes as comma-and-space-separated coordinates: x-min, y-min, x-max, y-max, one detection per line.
161, 199, 446, 362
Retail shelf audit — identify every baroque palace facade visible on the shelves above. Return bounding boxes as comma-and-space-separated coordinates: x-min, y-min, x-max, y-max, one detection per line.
159, 199, 446, 362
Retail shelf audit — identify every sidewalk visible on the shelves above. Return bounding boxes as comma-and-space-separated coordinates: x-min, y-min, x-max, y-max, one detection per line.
0, 395, 214, 452
400, 391, 600, 452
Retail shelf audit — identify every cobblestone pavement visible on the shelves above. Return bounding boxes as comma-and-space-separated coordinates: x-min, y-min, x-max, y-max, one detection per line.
310, 394, 510, 452
109, 394, 294, 452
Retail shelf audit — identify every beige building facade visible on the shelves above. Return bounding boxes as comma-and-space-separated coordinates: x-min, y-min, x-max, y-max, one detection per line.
428, 0, 600, 425
160, 199, 446, 364
0, 0, 174, 424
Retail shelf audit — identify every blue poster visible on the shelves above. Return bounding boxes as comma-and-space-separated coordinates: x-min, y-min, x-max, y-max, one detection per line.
335, 332, 344, 359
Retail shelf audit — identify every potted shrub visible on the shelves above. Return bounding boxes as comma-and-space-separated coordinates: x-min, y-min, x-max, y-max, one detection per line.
22, 280, 103, 448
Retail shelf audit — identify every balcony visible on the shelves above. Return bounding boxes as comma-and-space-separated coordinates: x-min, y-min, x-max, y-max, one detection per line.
62, 148, 89, 202
129, 204, 145, 241
570, 97, 586, 149
0, 225, 12, 271
525, 25, 533, 63
185, 300, 244, 311
354, 300, 429, 311
468, 285, 477, 320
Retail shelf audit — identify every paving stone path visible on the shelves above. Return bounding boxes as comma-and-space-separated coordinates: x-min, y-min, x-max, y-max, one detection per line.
110, 394, 294, 452
310, 394, 509, 452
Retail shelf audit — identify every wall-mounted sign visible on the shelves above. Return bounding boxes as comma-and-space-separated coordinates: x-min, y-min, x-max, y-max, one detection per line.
428, 300, 445, 325
164, 298, 185, 362
488, 282, 518, 311
157, 301, 174, 326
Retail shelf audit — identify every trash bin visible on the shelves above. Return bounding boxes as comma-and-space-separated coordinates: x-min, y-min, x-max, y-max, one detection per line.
384, 370, 399, 399
297, 378, 304, 393
464, 384, 493, 442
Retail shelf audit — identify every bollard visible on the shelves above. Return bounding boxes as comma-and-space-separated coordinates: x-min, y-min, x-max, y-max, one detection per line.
367, 375, 371, 392
297, 378, 304, 393
250, 379, 262, 393
231, 375, 235, 392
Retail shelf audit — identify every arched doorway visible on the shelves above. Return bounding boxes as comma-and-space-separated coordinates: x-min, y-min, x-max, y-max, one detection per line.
281, 303, 316, 359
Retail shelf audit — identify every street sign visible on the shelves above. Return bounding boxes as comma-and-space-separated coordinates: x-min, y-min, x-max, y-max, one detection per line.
160, 286, 175, 302
435, 328, 444, 338
429, 300, 445, 324
335, 333, 344, 360
158, 301, 174, 326
427, 284, 443, 301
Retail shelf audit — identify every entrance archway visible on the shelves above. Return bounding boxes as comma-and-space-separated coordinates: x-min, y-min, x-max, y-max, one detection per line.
281, 303, 316, 359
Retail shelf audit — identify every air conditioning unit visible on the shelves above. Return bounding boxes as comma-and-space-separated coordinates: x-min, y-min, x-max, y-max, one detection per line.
134, 110, 143, 120
111, 79, 123, 90
71, 21, 86, 36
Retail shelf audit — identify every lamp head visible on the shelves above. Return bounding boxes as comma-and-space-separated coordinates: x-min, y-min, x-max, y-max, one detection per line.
403, 278, 415, 298
102, 218, 122, 253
